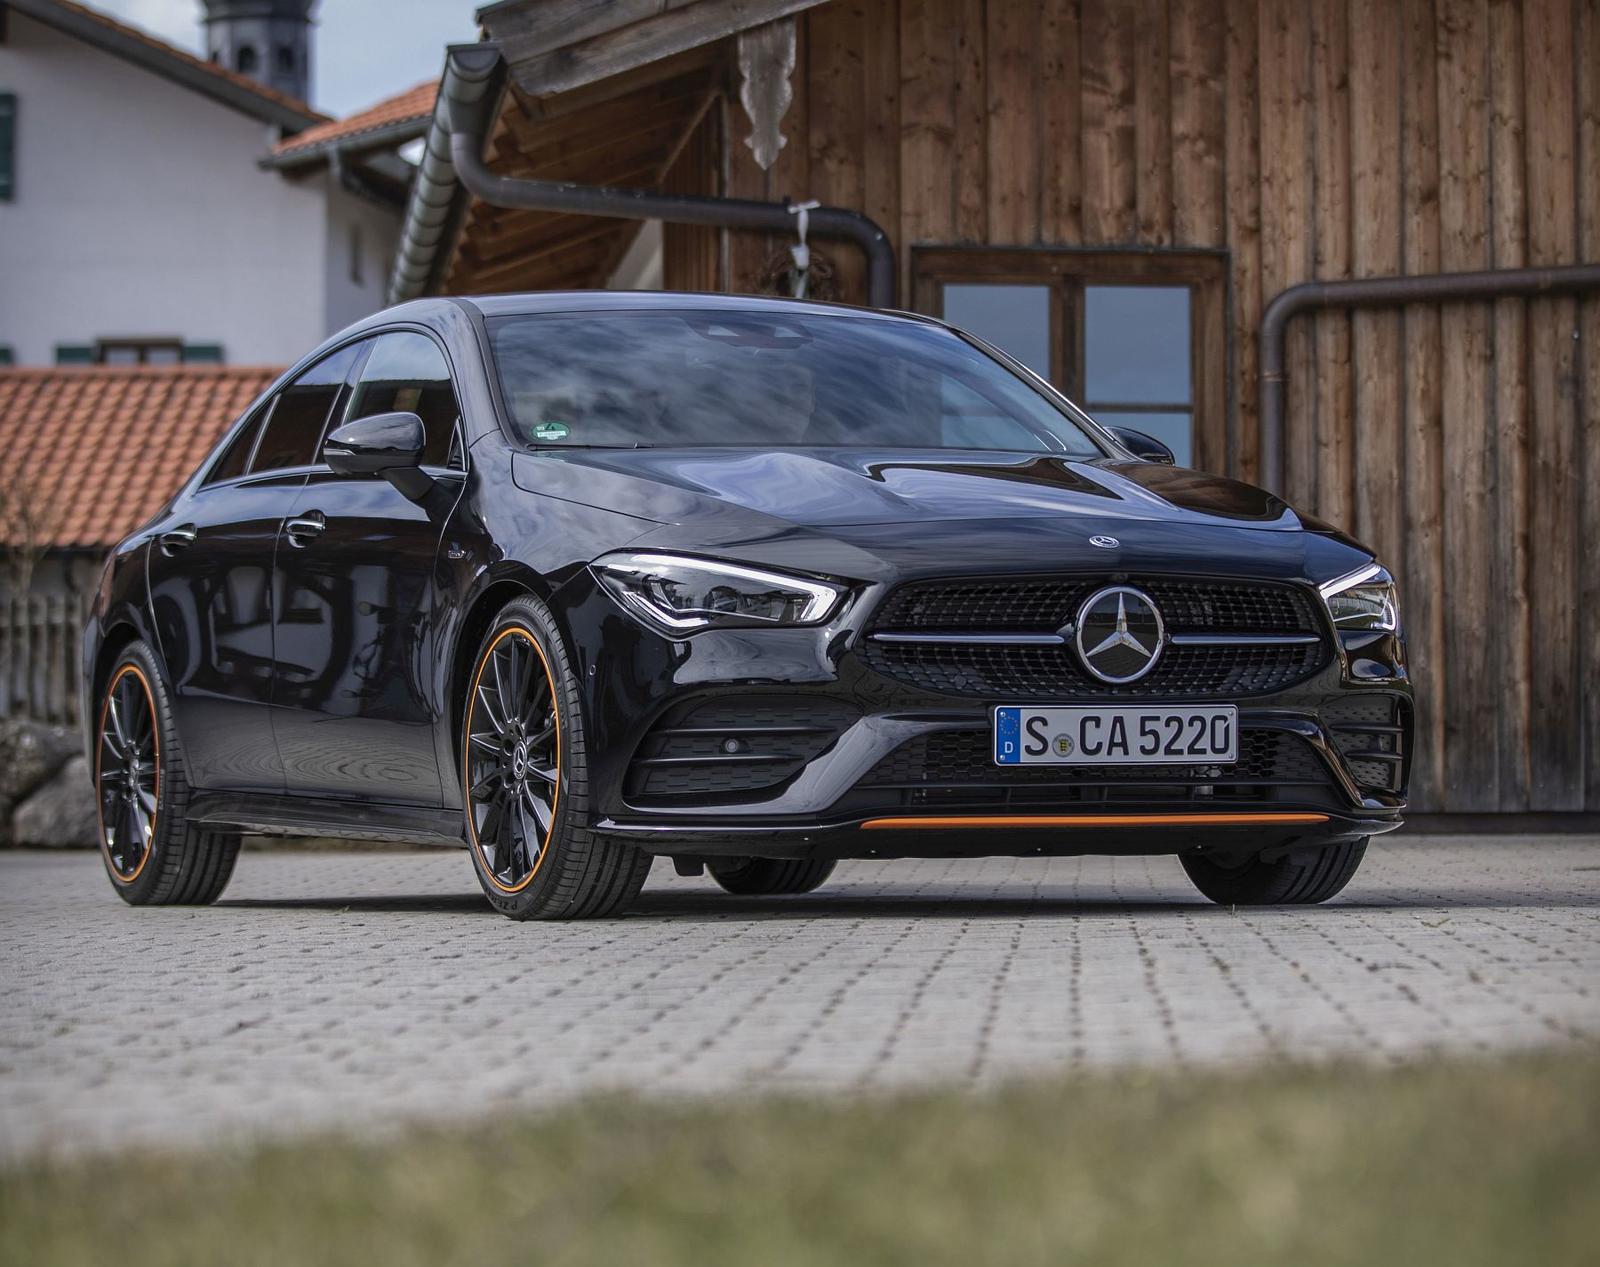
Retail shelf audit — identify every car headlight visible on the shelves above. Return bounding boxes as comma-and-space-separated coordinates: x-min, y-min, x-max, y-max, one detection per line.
592, 552, 844, 633
1319, 563, 1399, 633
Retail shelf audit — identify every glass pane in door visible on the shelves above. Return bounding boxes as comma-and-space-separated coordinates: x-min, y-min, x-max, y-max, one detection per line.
941, 284, 1051, 378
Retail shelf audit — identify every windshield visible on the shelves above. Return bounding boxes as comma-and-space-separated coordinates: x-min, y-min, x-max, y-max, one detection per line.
485, 310, 1108, 457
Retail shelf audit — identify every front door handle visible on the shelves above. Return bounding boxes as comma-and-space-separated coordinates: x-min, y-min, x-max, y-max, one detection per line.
158, 525, 197, 555
284, 511, 326, 548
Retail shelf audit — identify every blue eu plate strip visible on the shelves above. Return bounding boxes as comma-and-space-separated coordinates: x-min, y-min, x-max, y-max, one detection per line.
994, 707, 1021, 764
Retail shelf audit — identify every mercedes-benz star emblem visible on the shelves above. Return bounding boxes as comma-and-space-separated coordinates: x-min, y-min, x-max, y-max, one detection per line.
1073, 585, 1165, 684
1089, 535, 1120, 549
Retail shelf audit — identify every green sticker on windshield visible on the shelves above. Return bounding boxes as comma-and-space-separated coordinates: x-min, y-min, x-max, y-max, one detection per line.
531, 420, 571, 441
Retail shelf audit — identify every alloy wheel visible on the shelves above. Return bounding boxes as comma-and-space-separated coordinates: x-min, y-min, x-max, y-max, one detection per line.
465, 626, 560, 892
97, 664, 159, 882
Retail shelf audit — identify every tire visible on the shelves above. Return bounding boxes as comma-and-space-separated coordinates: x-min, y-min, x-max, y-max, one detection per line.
93, 641, 241, 905
460, 595, 652, 920
708, 857, 837, 896
1181, 837, 1368, 906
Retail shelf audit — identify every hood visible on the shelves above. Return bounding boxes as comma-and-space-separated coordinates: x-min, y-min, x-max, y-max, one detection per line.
514, 447, 1305, 532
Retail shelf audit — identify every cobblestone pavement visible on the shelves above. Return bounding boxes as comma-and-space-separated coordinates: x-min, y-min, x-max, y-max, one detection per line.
2, 835, 1597, 1160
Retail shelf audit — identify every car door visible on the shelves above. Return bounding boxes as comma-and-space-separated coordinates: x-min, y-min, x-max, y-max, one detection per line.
145, 344, 362, 791
269, 329, 467, 806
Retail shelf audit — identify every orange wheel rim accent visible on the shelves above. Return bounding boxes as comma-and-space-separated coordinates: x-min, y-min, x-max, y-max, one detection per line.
95, 663, 160, 884
464, 624, 561, 894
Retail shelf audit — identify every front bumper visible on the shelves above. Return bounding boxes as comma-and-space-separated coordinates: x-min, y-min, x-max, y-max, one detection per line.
555, 569, 1411, 860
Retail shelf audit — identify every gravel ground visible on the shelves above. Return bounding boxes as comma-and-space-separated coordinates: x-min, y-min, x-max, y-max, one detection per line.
2, 834, 1596, 1161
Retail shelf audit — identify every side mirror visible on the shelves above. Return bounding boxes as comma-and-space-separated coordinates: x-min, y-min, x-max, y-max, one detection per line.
1109, 426, 1177, 465
323, 411, 433, 499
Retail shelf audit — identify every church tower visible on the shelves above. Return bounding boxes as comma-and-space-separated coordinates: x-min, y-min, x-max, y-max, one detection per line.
200, 1, 316, 106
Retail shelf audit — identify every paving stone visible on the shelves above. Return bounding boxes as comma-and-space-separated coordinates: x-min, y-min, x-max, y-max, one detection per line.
0, 836, 1596, 1160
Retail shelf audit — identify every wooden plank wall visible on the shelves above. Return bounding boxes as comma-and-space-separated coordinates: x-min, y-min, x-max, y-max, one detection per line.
719, 0, 1600, 814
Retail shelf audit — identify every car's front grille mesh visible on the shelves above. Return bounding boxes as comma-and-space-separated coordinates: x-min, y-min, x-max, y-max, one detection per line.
872, 577, 1321, 633
862, 576, 1327, 700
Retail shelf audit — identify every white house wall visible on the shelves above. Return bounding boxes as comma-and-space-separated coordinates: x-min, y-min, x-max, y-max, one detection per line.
0, 12, 394, 367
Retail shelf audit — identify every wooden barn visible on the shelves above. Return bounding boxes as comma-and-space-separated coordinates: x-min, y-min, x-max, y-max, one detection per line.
389, 0, 1600, 821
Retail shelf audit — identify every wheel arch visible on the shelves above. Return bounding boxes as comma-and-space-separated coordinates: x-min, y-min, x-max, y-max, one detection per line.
447, 574, 540, 788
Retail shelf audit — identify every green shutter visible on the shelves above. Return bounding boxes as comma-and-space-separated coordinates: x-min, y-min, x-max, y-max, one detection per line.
0, 95, 14, 202
54, 344, 95, 365
182, 344, 225, 364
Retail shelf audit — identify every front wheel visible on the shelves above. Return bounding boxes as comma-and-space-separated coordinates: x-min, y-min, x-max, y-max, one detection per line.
708, 857, 837, 896
461, 596, 652, 920
1181, 838, 1368, 906
94, 641, 240, 905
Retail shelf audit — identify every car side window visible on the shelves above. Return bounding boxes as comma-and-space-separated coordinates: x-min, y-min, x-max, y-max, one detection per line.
203, 403, 269, 485
344, 331, 461, 469
248, 344, 362, 474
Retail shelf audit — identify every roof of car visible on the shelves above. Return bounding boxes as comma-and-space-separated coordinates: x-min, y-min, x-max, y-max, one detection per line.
453, 292, 934, 323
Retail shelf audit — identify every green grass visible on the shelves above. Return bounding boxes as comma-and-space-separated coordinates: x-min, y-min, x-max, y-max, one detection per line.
3, 1052, 1597, 1267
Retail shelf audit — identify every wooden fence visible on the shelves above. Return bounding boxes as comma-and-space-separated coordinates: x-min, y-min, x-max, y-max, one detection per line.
0, 593, 91, 727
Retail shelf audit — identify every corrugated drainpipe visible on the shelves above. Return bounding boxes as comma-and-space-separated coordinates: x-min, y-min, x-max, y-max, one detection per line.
1259, 263, 1600, 494
440, 45, 897, 308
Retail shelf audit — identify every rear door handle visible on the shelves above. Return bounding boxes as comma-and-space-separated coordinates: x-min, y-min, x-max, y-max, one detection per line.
159, 525, 197, 555
284, 511, 326, 547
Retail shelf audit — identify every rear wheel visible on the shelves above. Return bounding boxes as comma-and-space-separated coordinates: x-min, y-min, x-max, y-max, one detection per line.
708, 857, 836, 896
95, 641, 240, 905
461, 596, 651, 920
1181, 838, 1368, 905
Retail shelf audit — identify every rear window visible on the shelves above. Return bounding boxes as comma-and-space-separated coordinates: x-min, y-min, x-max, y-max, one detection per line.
485, 310, 1106, 457
204, 405, 267, 484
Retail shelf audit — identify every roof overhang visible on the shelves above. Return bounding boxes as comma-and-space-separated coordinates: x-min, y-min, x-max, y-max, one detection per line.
387, 0, 832, 302
9, 0, 328, 133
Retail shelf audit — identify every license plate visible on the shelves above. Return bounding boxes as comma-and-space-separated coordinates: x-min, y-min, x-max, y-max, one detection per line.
994, 705, 1238, 765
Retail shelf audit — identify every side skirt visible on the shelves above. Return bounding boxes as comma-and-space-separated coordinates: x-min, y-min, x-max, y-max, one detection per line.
187, 791, 467, 847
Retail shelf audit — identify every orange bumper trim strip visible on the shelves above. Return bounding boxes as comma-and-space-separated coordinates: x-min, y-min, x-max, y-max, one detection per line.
859, 813, 1331, 831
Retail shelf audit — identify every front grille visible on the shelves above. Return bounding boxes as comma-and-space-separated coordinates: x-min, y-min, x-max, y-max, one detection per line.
873, 577, 1319, 633
861, 728, 1327, 787
863, 575, 1327, 700
626, 696, 857, 804
1322, 694, 1406, 794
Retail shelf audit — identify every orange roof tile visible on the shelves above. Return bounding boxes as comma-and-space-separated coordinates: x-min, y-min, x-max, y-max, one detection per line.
27, 0, 329, 124
0, 366, 281, 550
272, 80, 436, 159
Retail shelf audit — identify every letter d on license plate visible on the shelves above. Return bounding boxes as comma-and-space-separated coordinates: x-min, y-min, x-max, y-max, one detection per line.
994, 705, 1238, 765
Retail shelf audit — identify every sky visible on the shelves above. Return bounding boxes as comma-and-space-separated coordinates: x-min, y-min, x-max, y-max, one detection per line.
92, 1, 479, 116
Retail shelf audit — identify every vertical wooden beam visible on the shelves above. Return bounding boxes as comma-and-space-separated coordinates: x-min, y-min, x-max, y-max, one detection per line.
862, 0, 903, 303
1258, 0, 1316, 508
1133, 0, 1174, 244
1041, 0, 1084, 245
1522, 0, 1581, 809
1311, 0, 1355, 529
1081, 0, 1137, 243
1435, 0, 1496, 812
1348, 0, 1403, 593
900, 0, 957, 252
986, 0, 1042, 243
1171, 0, 1225, 247
1400, 0, 1446, 811
1223, 0, 1262, 481
808, 0, 868, 298
1486, 0, 1531, 810
953, 0, 987, 241
1578, 0, 1600, 810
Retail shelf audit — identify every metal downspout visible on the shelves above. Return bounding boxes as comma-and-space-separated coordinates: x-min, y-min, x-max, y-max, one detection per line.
1259, 263, 1600, 494
439, 45, 897, 308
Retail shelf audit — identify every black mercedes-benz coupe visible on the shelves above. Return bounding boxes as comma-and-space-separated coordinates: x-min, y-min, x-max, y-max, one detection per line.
83, 292, 1409, 919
